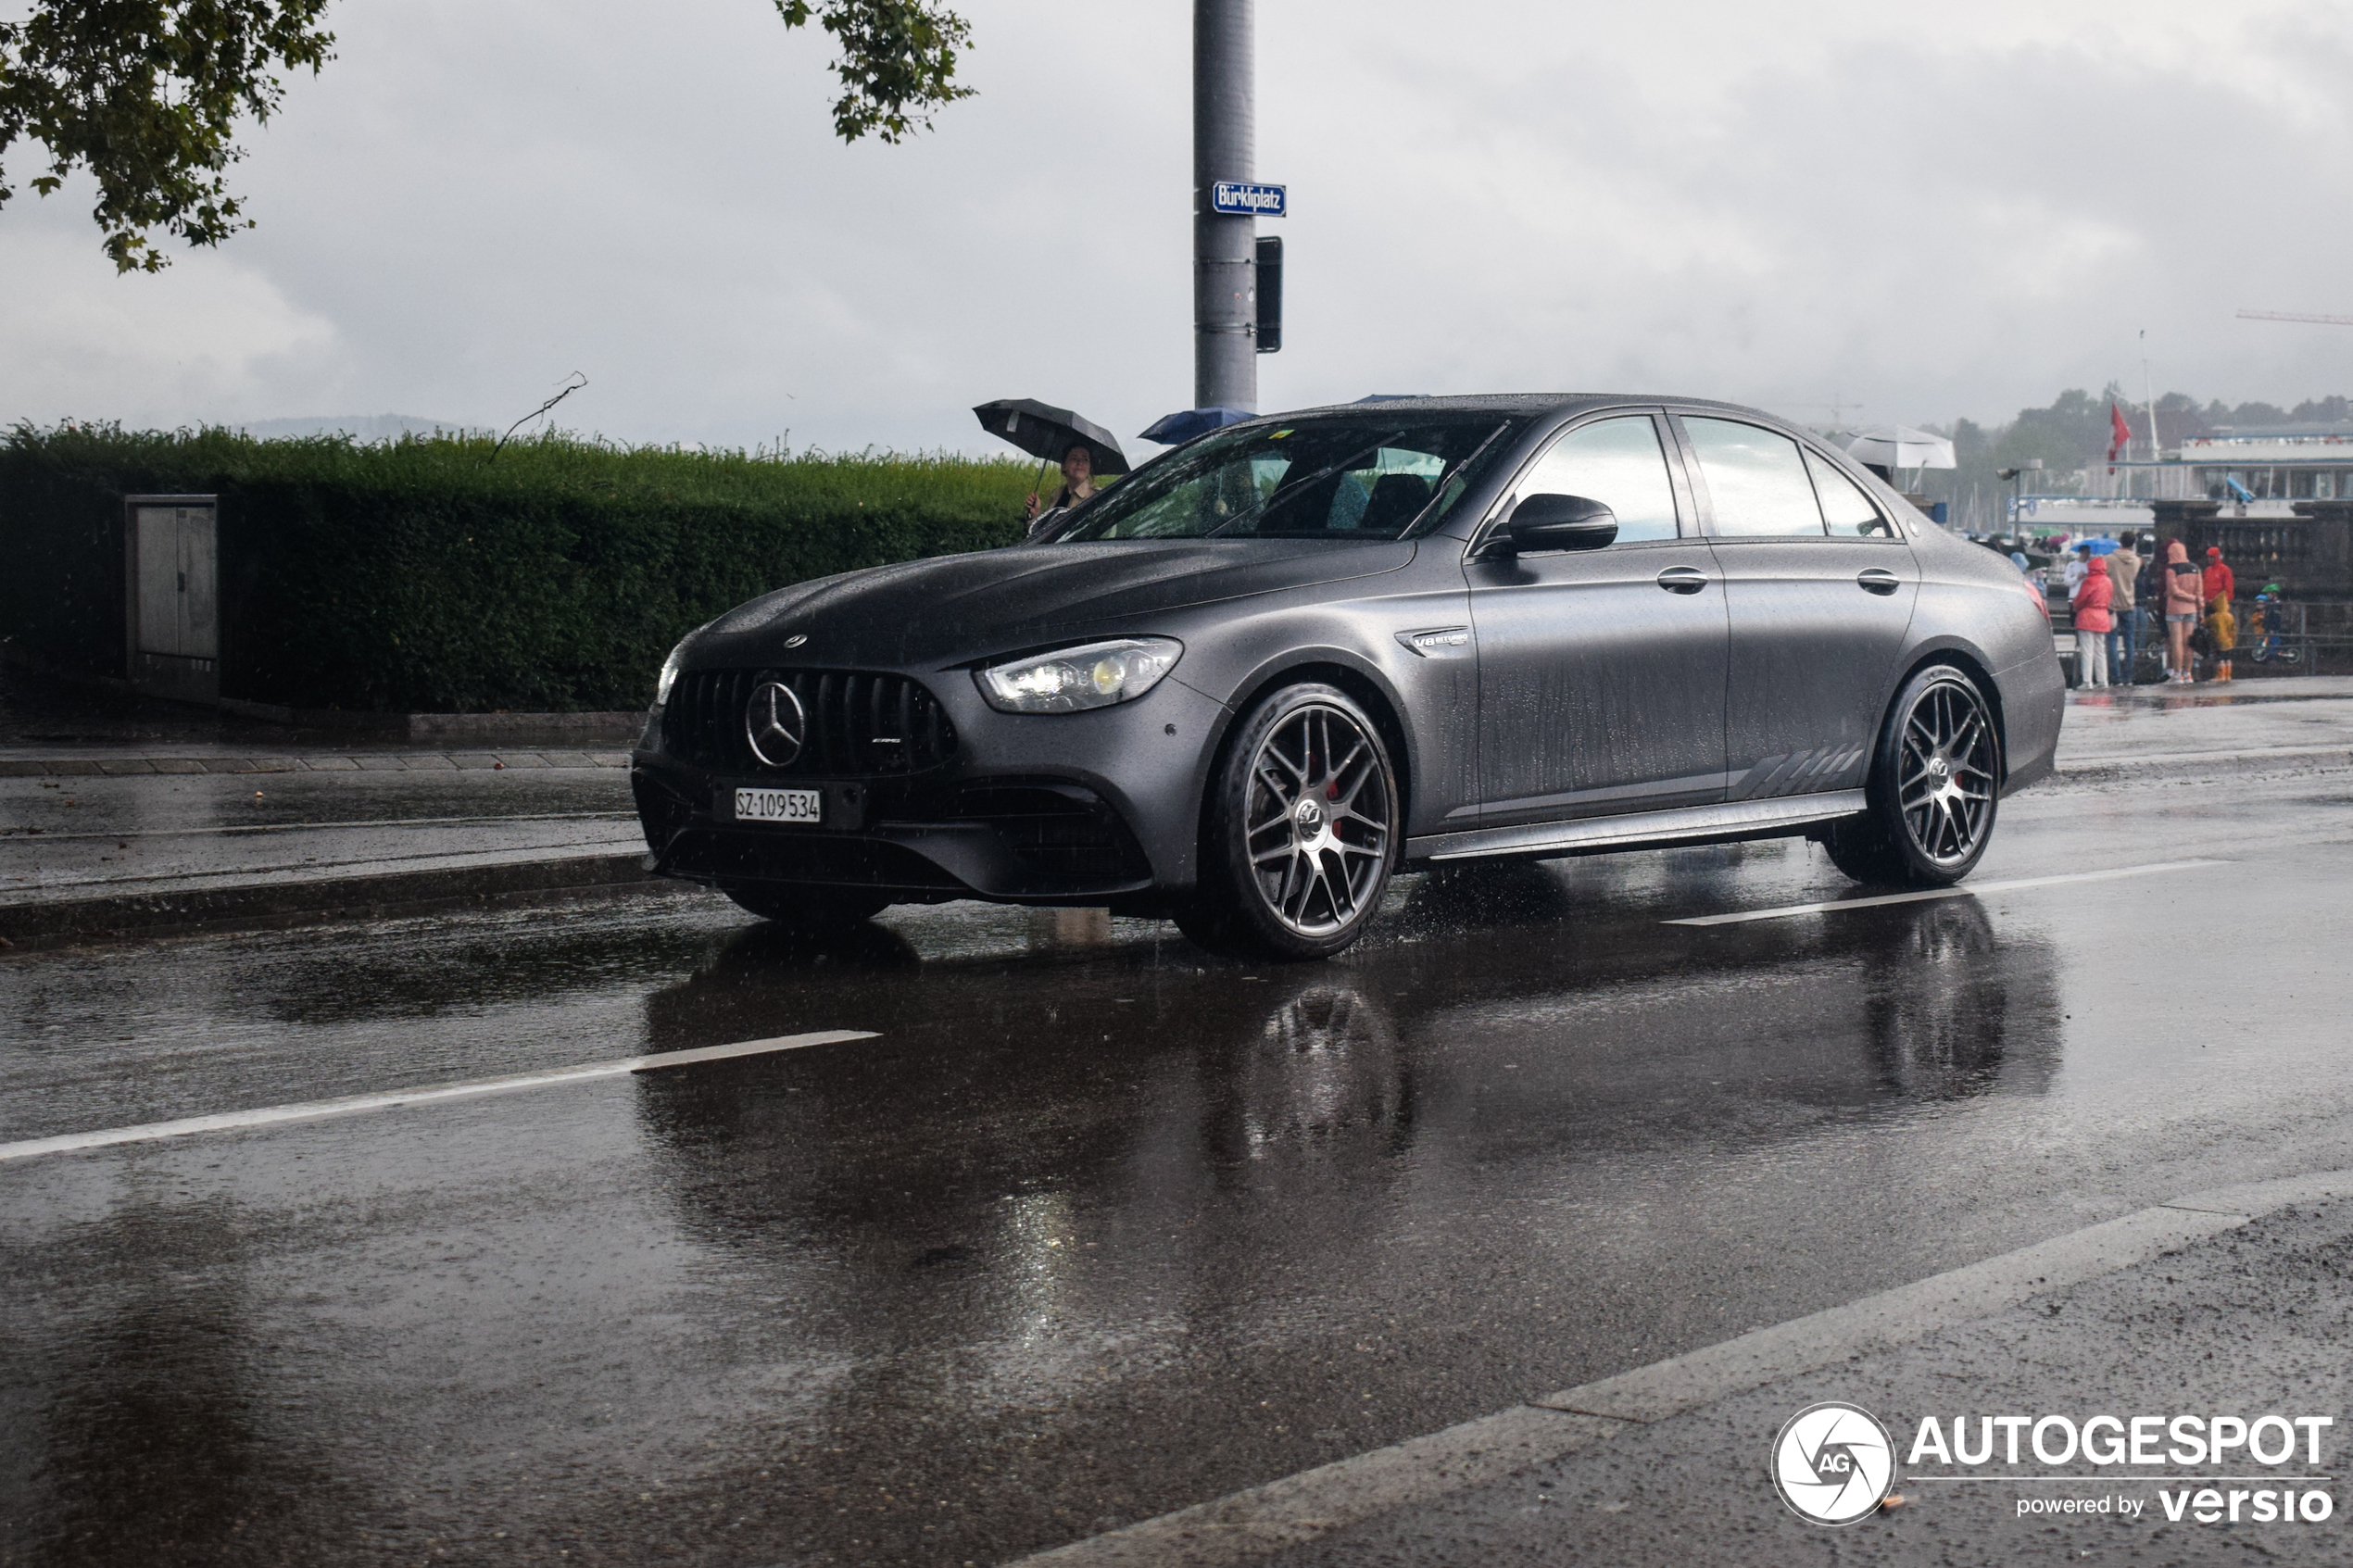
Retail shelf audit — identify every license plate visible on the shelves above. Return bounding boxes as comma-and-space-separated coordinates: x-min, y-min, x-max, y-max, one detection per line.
736, 786, 823, 825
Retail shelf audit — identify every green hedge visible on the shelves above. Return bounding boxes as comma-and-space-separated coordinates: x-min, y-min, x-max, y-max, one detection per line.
0, 424, 1040, 712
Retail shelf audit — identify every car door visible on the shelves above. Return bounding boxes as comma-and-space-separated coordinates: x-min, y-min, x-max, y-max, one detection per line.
1671, 413, 1919, 799
1464, 410, 1729, 828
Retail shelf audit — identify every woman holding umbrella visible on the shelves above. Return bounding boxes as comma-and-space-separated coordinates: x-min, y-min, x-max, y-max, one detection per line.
971, 398, 1131, 536
1028, 442, 1099, 523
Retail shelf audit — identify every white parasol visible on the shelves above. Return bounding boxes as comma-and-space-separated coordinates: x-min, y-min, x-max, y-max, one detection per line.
1844, 426, 1957, 470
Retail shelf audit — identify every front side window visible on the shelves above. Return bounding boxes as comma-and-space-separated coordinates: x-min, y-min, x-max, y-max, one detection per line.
1504, 414, 1681, 543
1683, 417, 1826, 537
1051, 416, 1513, 542
1804, 448, 1895, 538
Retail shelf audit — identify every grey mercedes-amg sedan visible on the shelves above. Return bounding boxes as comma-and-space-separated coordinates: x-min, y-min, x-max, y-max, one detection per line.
630, 395, 2064, 959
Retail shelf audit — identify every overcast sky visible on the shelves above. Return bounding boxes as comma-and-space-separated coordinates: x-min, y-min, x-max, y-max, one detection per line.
5, 0, 2352, 453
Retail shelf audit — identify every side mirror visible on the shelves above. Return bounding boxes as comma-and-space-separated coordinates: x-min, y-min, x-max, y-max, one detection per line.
1502, 493, 1617, 554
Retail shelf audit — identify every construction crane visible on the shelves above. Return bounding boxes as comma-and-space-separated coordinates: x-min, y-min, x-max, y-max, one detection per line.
2238, 309, 2353, 327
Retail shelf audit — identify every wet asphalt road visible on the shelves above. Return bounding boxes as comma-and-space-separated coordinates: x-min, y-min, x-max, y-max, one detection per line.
5, 763, 2353, 1566
0, 768, 637, 902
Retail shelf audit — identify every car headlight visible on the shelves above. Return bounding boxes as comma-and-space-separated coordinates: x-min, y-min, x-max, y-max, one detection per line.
976, 637, 1184, 714
655, 642, 687, 707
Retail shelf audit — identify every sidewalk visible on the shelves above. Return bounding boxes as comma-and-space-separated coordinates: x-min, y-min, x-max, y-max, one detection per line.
0, 660, 641, 752
1028, 1177, 2353, 1567
0, 663, 669, 945
2050, 675, 2353, 784
0, 734, 652, 947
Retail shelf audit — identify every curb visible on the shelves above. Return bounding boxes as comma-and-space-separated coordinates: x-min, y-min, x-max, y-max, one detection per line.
0, 851, 674, 950
2045, 743, 2353, 787
1014, 1171, 2353, 1567
216, 700, 646, 743
0, 750, 632, 778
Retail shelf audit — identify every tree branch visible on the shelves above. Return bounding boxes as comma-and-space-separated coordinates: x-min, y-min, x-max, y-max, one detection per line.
0, 0, 975, 273
774, 0, 975, 144
0, 1, 336, 272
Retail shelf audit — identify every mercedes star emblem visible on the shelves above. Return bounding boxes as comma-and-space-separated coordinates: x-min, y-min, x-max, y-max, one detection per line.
782, 633, 809, 649
745, 680, 808, 768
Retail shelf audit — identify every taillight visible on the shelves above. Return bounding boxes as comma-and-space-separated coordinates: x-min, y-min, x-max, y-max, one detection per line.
2024, 576, 2051, 621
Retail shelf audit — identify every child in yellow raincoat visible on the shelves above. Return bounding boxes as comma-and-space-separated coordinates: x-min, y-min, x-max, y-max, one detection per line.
2205, 596, 2237, 682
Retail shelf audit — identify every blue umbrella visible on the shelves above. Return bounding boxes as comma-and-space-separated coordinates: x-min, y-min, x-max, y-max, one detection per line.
1139, 406, 1254, 445
2082, 535, 2120, 555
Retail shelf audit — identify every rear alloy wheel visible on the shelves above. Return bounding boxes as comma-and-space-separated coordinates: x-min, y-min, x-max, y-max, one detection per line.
1825, 663, 2000, 887
719, 884, 891, 931
1179, 684, 1399, 960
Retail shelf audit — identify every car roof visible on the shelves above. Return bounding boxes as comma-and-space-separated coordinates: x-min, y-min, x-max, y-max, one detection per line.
1262, 393, 1793, 424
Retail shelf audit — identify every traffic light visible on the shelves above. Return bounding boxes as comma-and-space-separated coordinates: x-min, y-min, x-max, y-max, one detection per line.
1255, 235, 1282, 354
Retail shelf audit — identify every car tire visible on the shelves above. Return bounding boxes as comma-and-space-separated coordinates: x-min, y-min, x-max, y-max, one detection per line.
719, 884, 891, 930
1824, 663, 2001, 887
1182, 683, 1401, 960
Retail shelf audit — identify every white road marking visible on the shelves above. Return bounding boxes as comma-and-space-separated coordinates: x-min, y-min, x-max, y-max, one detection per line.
1665, 859, 2227, 927
0, 1030, 874, 1165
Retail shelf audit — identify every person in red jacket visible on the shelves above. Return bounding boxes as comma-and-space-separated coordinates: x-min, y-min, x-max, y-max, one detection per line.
2202, 546, 2237, 681
2202, 545, 2235, 605
2070, 556, 2114, 687
2160, 539, 2204, 682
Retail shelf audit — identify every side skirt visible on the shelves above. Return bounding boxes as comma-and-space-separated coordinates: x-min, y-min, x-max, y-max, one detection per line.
1405, 791, 1868, 864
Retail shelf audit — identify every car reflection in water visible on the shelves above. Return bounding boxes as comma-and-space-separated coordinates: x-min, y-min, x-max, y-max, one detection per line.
1860, 895, 2053, 1099
622, 872, 2062, 1550
1221, 986, 1413, 1166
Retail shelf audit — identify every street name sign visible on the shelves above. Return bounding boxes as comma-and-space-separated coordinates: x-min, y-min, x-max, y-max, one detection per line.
1211, 181, 1286, 217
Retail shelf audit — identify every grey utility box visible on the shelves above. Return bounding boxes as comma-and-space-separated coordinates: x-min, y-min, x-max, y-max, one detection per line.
123, 495, 220, 704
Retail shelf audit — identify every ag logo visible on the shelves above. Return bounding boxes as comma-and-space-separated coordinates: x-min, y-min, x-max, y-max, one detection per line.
745, 680, 808, 768
1771, 1401, 1894, 1525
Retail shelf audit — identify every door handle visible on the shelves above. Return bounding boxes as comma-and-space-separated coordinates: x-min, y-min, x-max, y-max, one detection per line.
1655, 564, 1709, 595
1857, 567, 1902, 596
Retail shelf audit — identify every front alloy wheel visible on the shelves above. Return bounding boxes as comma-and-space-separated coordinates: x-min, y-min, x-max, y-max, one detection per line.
1825, 664, 2000, 886
1179, 684, 1399, 960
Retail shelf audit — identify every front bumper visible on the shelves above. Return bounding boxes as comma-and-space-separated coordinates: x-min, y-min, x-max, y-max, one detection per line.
630, 667, 1229, 906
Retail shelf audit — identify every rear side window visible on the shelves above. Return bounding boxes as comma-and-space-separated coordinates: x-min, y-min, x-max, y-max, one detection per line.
1507, 415, 1681, 542
1804, 448, 1895, 538
1683, 417, 1826, 537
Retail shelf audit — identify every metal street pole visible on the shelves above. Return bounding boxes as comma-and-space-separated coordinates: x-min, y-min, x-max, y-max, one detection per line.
1194, 0, 1256, 411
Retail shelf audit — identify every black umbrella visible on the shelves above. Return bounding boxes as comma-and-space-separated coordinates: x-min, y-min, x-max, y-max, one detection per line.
973, 398, 1131, 477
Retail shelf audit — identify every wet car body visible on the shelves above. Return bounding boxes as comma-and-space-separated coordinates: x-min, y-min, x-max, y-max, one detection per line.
631, 395, 2064, 944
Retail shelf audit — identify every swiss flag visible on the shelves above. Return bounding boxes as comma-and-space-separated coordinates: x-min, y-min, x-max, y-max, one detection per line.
2108, 403, 2133, 463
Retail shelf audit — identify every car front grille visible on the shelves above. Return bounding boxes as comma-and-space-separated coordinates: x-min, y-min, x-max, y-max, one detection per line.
662, 668, 957, 777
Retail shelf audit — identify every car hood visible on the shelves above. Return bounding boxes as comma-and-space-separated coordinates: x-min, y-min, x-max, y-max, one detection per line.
691, 538, 1417, 668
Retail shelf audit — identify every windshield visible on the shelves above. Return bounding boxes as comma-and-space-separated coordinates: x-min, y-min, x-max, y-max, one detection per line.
1048, 415, 1514, 542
